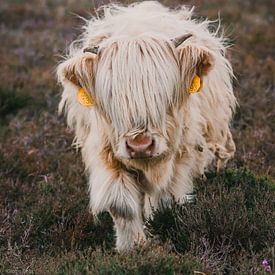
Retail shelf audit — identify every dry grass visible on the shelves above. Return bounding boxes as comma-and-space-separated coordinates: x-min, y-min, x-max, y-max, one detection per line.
0, 0, 274, 273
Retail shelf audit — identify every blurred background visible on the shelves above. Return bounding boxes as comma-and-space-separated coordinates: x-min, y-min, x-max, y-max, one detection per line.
0, 0, 274, 273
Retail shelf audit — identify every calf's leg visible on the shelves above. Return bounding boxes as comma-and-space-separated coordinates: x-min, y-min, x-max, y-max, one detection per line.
88, 157, 145, 251
111, 212, 146, 251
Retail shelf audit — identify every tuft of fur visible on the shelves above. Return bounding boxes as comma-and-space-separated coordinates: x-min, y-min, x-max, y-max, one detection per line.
57, 1, 237, 251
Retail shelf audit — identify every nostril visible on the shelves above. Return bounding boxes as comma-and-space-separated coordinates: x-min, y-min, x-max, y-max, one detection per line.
149, 138, 155, 150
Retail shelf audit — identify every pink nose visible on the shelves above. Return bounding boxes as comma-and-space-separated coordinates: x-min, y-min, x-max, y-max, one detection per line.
126, 134, 154, 158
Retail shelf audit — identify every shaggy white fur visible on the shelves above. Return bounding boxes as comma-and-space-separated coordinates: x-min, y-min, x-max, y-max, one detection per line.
57, 1, 237, 251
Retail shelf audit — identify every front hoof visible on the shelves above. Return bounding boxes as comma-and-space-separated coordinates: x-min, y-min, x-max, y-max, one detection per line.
116, 232, 147, 252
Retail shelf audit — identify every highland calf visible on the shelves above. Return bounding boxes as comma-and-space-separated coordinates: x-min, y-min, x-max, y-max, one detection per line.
57, 1, 236, 251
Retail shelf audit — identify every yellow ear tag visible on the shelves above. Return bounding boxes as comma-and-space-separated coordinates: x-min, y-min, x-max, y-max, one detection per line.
188, 75, 203, 94
77, 88, 94, 107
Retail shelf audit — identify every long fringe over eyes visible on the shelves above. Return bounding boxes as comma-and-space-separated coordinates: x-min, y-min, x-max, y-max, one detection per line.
95, 37, 180, 135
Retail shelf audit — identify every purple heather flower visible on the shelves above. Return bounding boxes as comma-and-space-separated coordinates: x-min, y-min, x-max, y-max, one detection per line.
264, 266, 272, 273
262, 259, 269, 266
262, 259, 272, 273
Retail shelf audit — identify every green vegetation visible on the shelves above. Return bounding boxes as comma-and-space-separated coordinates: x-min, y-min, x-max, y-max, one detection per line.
149, 169, 275, 273
56, 247, 203, 275
0, 88, 30, 123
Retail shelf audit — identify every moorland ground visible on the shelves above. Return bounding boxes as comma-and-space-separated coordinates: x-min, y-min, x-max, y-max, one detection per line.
0, 0, 274, 273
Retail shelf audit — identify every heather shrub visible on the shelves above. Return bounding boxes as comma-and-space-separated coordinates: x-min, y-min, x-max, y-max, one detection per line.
0, 88, 30, 122
148, 168, 275, 272
55, 246, 203, 275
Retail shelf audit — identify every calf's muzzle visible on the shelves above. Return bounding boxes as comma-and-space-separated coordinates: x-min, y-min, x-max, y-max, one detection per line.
126, 134, 155, 159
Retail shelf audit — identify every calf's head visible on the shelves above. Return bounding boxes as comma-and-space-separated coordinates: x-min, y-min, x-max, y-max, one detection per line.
58, 35, 214, 165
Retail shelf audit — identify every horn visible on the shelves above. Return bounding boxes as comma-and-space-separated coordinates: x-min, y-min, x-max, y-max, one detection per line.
83, 46, 99, 54
171, 34, 192, 48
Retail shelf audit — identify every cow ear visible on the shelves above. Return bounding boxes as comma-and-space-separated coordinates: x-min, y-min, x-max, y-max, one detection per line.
57, 52, 96, 88
178, 45, 214, 92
